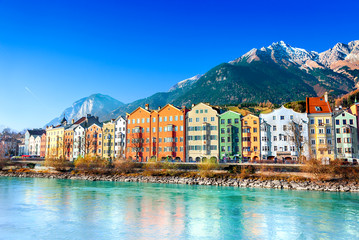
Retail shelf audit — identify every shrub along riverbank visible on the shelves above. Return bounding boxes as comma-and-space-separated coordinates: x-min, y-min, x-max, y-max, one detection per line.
1, 157, 359, 192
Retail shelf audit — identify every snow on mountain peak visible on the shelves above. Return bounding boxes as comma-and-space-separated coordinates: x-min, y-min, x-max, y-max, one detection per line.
169, 74, 203, 92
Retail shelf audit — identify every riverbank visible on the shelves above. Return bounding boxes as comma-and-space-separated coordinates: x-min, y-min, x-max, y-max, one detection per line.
1, 171, 359, 192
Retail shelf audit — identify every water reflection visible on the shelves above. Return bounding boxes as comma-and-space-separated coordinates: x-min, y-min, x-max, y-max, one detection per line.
0, 177, 358, 239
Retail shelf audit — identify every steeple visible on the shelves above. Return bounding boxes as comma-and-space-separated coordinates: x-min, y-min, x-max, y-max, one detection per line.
61, 114, 67, 125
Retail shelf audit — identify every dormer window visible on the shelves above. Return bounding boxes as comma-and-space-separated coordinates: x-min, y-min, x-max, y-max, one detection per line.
315, 106, 322, 111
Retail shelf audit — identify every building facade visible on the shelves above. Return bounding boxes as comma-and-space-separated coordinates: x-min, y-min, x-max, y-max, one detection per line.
102, 120, 115, 160
306, 93, 334, 161
334, 111, 359, 162
114, 116, 126, 159
156, 104, 187, 161
260, 106, 309, 162
219, 111, 242, 162
241, 114, 260, 162
126, 105, 154, 161
186, 103, 221, 162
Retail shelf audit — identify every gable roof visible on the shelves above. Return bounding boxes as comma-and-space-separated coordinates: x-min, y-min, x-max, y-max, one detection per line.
157, 103, 182, 113
306, 96, 332, 114
27, 129, 46, 136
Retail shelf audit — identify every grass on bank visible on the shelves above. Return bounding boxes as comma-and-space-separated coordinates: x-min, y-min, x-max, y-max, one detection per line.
3, 156, 359, 182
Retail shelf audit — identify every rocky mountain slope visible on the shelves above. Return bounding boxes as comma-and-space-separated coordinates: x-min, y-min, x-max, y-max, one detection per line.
46, 94, 124, 126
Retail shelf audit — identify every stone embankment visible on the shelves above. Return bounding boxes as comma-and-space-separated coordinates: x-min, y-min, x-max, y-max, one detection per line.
1, 171, 359, 192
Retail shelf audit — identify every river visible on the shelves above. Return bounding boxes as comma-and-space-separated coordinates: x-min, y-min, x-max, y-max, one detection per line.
0, 177, 358, 239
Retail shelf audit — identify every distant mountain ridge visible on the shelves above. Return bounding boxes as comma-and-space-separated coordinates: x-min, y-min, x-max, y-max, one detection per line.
46, 94, 124, 127
47, 40, 359, 125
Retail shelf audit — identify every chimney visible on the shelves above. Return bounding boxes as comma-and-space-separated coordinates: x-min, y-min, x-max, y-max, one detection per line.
324, 92, 328, 102
191, 104, 195, 108
145, 104, 149, 111
158, 106, 161, 110
72, 119, 74, 124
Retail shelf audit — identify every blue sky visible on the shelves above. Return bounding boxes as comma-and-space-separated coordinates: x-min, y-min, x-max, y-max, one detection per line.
0, 0, 358, 131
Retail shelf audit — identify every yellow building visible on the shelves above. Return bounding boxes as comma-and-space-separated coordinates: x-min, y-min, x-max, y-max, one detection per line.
46, 117, 67, 158
306, 93, 334, 162
102, 120, 116, 160
241, 114, 260, 162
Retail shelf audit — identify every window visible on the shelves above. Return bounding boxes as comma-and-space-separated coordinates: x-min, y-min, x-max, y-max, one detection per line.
221, 137, 225, 143
253, 128, 257, 133
221, 119, 225, 124
153, 127, 156, 132
336, 128, 340, 134
164, 117, 167, 122
311, 140, 315, 145
318, 129, 324, 134
200, 110, 203, 113
203, 117, 207, 122
326, 119, 330, 124
153, 118, 156, 122
189, 118, 192, 122
310, 119, 315, 124
337, 138, 341, 143
274, 146, 277, 151
310, 129, 315, 134
228, 119, 232, 124
350, 119, 354, 125
315, 106, 322, 111
196, 118, 200, 122
169, 116, 173, 121
273, 125, 277, 131
205, 110, 208, 113
235, 118, 239, 124
196, 110, 199, 114
283, 125, 287, 131
343, 119, 347, 125
180, 116, 183, 121
211, 117, 215, 122
290, 115, 293, 120
326, 128, 331, 134
280, 116, 284, 120
175, 116, 178, 121
273, 136, 277, 141
273, 116, 276, 120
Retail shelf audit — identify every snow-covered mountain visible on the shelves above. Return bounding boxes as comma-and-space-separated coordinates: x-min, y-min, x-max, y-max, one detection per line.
46, 94, 124, 127
169, 74, 203, 92
232, 40, 359, 71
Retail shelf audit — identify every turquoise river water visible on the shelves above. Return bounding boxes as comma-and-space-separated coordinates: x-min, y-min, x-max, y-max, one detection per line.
0, 177, 358, 240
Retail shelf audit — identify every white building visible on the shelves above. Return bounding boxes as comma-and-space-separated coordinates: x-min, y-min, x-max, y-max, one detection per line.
260, 106, 309, 162
24, 129, 46, 155
72, 124, 85, 159
29, 135, 41, 156
114, 116, 127, 159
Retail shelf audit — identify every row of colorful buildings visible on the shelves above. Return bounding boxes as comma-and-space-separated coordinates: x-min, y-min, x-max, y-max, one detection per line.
22, 93, 359, 163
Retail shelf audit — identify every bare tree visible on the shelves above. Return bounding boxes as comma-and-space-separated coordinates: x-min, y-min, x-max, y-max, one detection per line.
285, 119, 306, 163
127, 129, 147, 161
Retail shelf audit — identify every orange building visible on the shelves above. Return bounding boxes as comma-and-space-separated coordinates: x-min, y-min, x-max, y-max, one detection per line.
64, 126, 75, 160
126, 104, 187, 162
40, 133, 47, 158
156, 104, 187, 161
241, 114, 260, 162
126, 104, 154, 161
86, 123, 103, 157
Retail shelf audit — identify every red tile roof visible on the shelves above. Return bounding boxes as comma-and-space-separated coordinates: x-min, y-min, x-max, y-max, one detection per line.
306, 96, 332, 114
74, 117, 86, 124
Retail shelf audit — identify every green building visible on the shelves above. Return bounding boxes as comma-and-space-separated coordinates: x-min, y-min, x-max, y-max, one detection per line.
219, 111, 242, 162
